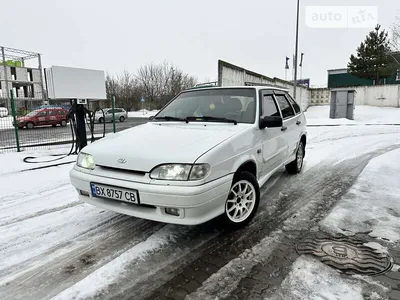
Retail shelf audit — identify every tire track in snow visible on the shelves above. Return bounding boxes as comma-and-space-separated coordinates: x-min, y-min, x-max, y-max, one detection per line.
0, 216, 165, 300
142, 144, 400, 300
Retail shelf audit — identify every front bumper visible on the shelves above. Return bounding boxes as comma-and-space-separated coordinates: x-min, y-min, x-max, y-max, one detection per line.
69, 167, 233, 225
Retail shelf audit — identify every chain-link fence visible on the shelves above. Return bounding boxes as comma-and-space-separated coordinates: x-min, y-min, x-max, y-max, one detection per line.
0, 93, 151, 153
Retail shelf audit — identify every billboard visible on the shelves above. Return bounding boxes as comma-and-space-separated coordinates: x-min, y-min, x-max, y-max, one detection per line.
45, 65, 106, 100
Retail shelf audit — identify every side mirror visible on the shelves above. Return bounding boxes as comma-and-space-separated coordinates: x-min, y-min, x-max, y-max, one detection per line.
259, 116, 283, 129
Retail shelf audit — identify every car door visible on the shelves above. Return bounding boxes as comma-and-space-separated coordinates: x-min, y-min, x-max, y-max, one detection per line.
259, 90, 288, 175
48, 109, 58, 125
273, 91, 299, 162
114, 108, 122, 119
105, 109, 113, 122
285, 92, 305, 149
36, 110, 48, 126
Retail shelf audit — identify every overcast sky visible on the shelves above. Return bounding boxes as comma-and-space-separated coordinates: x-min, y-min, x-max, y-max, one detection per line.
2, 0, 399, 86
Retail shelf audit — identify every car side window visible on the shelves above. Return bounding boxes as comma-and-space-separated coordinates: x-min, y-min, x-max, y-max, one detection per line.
49, 110, 57, 116
261, 94, 280, 117
285, 94, 301, 114
58, 110, 66, 116
275, 94, 295, 119
114, 109, 122, 113
38, 111, 47, 117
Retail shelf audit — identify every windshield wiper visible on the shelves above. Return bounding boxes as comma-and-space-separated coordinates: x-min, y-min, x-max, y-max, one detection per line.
154, 116, 188, 122
186, 116, 237, 125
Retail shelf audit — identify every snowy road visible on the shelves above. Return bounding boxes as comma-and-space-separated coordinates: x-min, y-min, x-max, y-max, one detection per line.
1, 123, 400, 300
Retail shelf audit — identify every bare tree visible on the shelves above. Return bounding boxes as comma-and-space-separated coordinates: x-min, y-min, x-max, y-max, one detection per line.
391, 16, 400, 51
136, 61, 197, 109
105, 62, 197, 111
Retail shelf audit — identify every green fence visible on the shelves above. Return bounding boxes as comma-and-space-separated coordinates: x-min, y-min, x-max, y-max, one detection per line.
0, 92, 150, 153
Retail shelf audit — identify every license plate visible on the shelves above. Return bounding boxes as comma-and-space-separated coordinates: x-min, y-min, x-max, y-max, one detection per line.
90, 183, 138, 204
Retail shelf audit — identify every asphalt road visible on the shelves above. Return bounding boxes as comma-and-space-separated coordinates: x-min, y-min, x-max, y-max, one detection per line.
0, 117, 149, 151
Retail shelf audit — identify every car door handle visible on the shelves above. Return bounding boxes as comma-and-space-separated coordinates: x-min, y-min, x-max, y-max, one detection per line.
296, 120, 301, 125
281, 126, 287, 131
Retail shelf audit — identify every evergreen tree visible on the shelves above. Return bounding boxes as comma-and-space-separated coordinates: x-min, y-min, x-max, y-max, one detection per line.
348, 24, 396, 84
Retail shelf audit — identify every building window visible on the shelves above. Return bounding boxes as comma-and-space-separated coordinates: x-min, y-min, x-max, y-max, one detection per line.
396, 70, 400, 81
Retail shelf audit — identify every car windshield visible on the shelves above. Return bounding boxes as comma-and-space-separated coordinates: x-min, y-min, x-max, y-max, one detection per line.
25, 110, 39, 117
154, 88, 257, 124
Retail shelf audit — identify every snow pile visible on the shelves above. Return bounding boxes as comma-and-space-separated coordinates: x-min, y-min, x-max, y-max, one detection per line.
321, 148, 400, 243
265, 256, 386, 300
305, 105, 400, 126
128, 109, 159, 118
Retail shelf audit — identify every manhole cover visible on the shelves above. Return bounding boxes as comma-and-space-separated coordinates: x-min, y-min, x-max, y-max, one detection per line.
296, 235, 393, 276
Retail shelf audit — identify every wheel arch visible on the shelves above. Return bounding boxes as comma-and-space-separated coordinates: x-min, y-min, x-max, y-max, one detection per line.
235, 159, 258, 179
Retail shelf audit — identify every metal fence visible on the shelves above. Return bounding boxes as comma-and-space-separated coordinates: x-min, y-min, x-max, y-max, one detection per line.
0, 93, 150, 153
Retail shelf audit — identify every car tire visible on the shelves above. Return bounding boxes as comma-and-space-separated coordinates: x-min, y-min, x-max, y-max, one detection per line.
119, 116, 125, 122
285, 141, 305, 174
60, 120, 67, 127
223, 171, 260, 229
98, 117, 104, 123
26, 122, 34, 129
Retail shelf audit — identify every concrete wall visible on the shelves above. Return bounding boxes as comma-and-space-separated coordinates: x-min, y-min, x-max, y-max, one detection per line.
309, 88, 330, 106
218, 60, 309, 111
16, 67, 28, 82
309, 85, 400, 108
353, 85, 400, 107
32, 69, 41, 83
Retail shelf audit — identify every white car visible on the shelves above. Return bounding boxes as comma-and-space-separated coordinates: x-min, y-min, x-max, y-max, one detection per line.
70, 86, 307, 228
94, 108, 128, 123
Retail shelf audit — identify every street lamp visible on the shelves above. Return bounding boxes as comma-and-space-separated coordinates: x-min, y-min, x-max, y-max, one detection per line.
293, 0, 300, 100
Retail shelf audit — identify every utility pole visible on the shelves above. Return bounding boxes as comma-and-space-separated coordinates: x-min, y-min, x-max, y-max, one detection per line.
293, 0, 300, 100
1, 47, 10, 103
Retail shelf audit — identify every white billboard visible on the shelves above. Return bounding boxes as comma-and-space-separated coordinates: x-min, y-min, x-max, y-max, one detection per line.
45, 65, 106, 100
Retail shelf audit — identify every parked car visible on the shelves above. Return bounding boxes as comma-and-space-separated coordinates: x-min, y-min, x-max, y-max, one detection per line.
70, 86, 307, 228
94, 108, 128, 123
0, 107, 8, 117
15, 107, 69, 129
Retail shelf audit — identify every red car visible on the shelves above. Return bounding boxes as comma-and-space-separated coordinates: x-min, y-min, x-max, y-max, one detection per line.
15, 107, 69, 129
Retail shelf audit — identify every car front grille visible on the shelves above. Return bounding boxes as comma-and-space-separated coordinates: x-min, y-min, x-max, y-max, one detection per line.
97, 165, 146, 177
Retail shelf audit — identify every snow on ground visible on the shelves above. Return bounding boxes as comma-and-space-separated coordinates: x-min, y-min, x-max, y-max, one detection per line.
0, 146, 76, 175
321, 147, 400, 243
305, 105, 400, 125
265, 256, 387, 300
303, 125, 400, 172
128, 109, 159, 118
52, 225, 185, 300
0, 116, 13, 129
1, 105, 400, 299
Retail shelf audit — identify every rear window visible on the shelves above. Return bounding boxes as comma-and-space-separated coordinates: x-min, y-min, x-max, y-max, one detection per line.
286, 94, 301, 114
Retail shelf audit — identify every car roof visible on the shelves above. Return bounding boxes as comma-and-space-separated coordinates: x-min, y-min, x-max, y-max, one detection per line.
183, 85, 289, 93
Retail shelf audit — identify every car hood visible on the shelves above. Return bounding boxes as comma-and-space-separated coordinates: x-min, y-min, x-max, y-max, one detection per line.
85, 122, 249, 172
17, 116, 29, 121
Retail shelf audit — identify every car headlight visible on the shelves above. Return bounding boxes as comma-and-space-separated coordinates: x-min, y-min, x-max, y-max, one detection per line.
76, 152, 95, 169
150, 164, 210, 181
